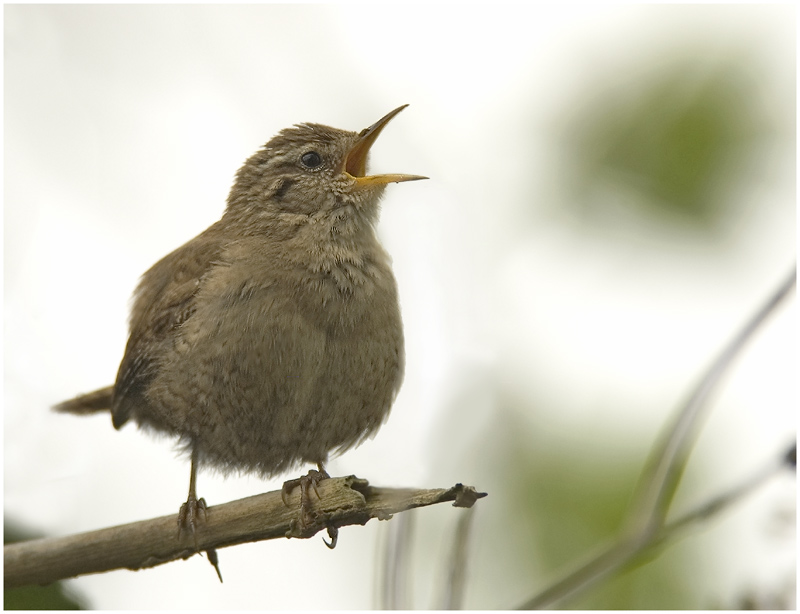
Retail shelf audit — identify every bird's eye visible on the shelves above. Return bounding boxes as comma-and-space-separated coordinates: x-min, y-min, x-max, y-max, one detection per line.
300, 151, 323, 169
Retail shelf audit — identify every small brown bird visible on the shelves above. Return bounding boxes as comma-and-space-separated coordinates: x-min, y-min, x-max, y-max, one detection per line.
56, 105, 426, 541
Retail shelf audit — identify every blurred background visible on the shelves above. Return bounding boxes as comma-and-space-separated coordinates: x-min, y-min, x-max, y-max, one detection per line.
4, 4, 795, 609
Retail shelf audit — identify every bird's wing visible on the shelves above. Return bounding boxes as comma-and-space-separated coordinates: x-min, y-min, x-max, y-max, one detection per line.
111, 222, 226, 429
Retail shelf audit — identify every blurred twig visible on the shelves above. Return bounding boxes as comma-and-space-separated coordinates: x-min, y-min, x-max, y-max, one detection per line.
378, 508, 416, 609
518, 265, 796, 609
520, 441, 794, 609
627, 265, 796, 538
650, 441, 795, 549
4, 478, 486, 589
378, 493, 480, 609
441, 506, 478, 610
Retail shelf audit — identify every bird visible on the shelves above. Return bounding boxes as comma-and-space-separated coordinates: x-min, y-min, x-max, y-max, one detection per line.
55, 104, 427, 546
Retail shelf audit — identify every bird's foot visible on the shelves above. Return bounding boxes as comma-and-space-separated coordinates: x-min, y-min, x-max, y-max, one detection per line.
282, 466, 340, 548
177, 493, 208, 548
282, 468, 329, 527
177, 497, 222, 581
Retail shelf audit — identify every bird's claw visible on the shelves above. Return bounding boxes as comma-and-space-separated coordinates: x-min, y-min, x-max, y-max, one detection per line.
323, 526, 339, 549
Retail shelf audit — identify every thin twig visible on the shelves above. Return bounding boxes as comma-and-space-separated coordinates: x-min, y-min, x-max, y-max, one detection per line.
4, 478, 486, 589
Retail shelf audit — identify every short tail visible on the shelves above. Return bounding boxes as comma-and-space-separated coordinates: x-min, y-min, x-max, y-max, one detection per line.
54, 386, 114, 414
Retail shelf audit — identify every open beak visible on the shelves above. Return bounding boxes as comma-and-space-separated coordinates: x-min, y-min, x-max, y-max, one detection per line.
344, 104, 428, 186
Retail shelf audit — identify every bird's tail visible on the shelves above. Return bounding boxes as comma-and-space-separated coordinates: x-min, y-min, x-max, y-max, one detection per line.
54, 386, 114, 414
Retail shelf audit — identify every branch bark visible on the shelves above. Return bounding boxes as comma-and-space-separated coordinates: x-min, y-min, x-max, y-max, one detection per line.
4, 477, 486, 589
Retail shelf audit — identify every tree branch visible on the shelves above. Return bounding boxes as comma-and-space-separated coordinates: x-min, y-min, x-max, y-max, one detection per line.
4, 477, 486, 589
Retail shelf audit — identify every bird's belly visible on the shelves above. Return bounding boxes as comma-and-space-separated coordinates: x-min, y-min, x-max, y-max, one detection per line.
147, 290, 404, 478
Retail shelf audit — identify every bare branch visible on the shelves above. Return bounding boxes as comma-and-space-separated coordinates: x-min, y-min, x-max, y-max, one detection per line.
4, 477, 486, 589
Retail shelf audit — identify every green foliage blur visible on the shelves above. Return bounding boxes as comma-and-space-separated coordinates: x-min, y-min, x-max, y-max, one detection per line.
560, 55, 775, 231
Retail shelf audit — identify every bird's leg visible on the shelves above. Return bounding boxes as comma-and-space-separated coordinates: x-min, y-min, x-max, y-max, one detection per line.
177, 447, 222, 580
281, 461, 331, 529
177, 446, 207, 546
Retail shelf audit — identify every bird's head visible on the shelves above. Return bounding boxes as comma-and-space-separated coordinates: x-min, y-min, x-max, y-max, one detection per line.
226, 105, 426, 224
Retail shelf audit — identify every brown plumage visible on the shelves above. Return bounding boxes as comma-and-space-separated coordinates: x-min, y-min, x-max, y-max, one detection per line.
55, 105, 426, 534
